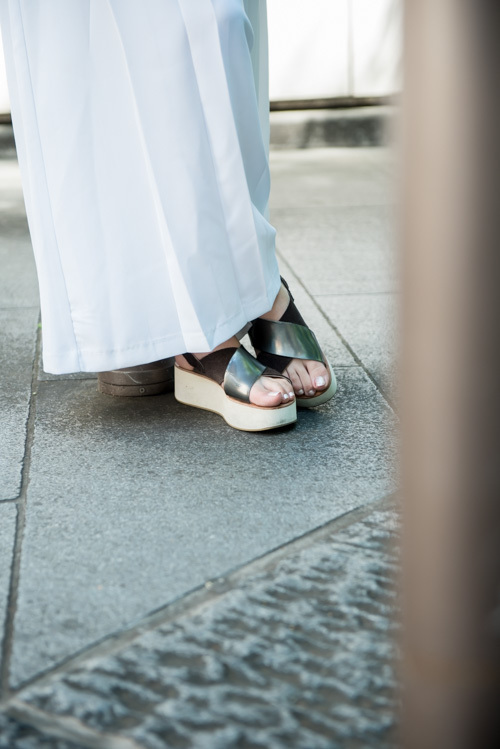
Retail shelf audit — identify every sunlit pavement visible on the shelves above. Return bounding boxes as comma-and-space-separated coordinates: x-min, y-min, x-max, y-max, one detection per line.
0, 124, 398, 748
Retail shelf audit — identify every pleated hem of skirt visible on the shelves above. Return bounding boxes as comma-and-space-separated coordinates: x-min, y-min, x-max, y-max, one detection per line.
41, 284, 281, 375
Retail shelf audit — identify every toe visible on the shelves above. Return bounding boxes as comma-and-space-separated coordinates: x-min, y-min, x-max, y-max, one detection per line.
275, 375, 295, 402
293, 360, 314, 396
307, 360, 329, 391
284, 363, 305, 397
249, 376, 293, 407
249, 379, 282, 407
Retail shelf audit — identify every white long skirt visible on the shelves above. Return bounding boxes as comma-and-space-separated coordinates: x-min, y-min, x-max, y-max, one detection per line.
0, 0, 279, 373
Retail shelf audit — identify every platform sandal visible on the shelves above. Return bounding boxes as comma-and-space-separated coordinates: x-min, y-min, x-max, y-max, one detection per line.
249, 278, 337, 408
174, 345, 297, 432
97, 358, 174, 396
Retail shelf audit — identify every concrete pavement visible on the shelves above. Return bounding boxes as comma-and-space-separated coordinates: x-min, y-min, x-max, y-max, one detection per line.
0, 125, 398, 748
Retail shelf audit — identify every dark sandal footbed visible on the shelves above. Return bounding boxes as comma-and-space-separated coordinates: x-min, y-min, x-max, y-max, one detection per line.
181, 349, 289, 387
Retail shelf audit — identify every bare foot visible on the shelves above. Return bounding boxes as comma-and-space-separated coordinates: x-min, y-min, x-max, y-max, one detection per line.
259, 284, 330, 398
175, 336, 294, 408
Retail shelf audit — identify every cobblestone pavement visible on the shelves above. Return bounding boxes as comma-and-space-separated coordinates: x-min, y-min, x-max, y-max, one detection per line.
0, 502, 399, 749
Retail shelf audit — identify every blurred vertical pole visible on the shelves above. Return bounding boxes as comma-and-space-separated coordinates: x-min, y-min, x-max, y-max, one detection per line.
401, 1, 500, 748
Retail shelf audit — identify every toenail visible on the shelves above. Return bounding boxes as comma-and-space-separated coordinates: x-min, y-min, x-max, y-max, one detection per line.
308, 389, 315, 396
283, 393, 289, 400
315, 376, 326, 388
297, 389, 304, 395
288, 391, 294, 398
268, 392, 280, 397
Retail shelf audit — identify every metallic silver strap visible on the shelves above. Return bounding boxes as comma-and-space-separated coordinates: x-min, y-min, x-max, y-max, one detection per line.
223, 346, 268, 403
251, 319, 324, 363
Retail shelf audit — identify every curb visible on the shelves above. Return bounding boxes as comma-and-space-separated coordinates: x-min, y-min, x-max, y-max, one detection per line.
0, 123, 15, 158
270, 105, 395, 149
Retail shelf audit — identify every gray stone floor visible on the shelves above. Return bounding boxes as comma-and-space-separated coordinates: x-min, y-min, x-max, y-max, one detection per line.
3, 504, 399, 749
0, 126, 399, 747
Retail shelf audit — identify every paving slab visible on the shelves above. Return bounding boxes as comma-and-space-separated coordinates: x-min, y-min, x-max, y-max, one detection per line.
0, 308, 38, 501
0, 158, 39, 310
7, 506, 399, 749
0, 503, 16, 675
10, 367, 396, 686
37, 369, 97, 383
318, 293, 397, 400
273, 204, 396, 296
270, 147, 395, 210
0, 232, 39, 311
269, 257, 358, 368
270, 148, 396, 299
0, 125, 17, 160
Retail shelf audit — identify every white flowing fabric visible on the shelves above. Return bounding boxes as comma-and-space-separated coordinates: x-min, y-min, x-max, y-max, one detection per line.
0, 0, 280, 373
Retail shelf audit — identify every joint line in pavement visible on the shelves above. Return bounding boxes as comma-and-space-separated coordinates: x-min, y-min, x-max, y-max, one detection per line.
4, 493, 396, 700
0, 317, 42, 698
276, 250, 396, 411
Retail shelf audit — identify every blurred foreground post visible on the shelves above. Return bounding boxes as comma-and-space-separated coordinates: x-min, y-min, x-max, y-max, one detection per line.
401, 1, 500, 748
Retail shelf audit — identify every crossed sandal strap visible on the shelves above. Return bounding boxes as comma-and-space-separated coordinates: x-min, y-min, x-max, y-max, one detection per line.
249, 284, 324, 372
182, 346, 286, 404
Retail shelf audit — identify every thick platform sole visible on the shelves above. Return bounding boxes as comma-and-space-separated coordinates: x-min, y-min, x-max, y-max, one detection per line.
174, 366, 297, 432
296, 362, 337, 408
97, 359, 174, 397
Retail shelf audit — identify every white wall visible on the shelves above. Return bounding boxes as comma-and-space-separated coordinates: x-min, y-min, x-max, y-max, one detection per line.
268, 0, 402, 101
268, 1, 351, 100
350, 0, 402, 97
0, 35, 9, 115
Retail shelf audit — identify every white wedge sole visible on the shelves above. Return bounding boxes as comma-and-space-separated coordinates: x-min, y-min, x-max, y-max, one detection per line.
174, 366, 297, 432
296, 362, 337, 408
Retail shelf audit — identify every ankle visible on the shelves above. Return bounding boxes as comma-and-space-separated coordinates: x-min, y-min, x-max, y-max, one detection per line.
260, 283, 289, 322
175, 336, 241, 369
